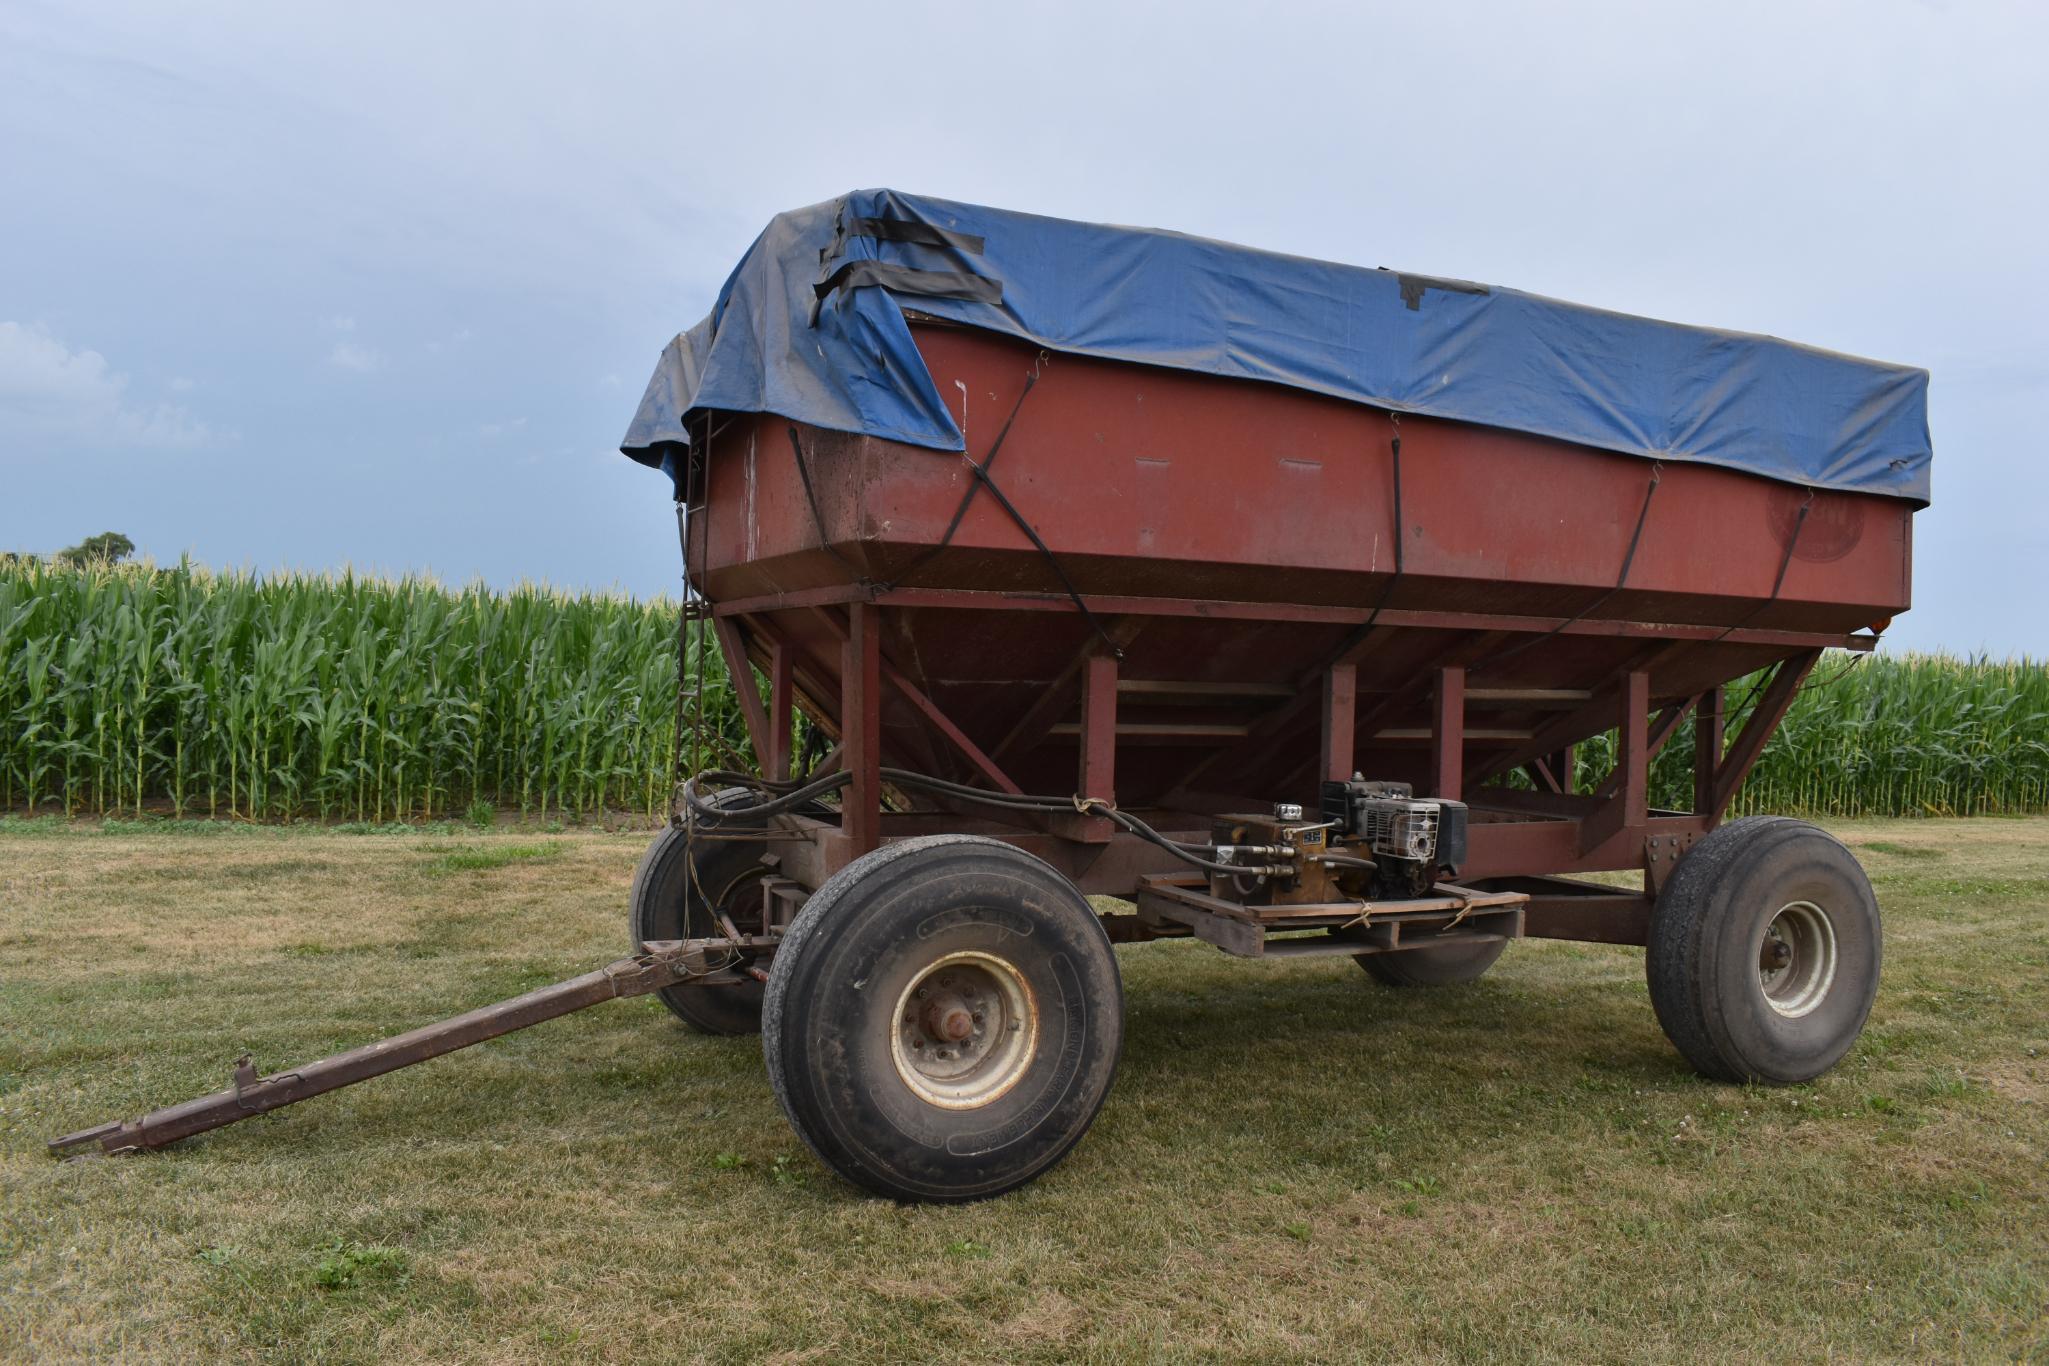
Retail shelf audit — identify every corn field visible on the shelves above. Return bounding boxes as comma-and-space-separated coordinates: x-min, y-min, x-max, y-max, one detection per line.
1578, 653, 2049, 817
2, 559, 2044, 822
0, 559, 743, 822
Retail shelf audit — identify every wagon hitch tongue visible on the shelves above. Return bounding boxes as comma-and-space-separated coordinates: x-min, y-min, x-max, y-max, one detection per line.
47, 937, 758, 1159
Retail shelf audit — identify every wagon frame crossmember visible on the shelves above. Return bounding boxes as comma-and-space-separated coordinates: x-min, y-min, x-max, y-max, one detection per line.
707, 592, 1837, 953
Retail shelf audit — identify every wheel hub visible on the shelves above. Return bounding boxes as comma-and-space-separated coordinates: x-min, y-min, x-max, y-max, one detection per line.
891, 951, 1038, 1109
921, 994, 976, 1043
1758, 900, 1839, 1019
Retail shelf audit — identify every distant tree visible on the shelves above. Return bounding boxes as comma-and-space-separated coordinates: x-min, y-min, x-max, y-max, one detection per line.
57, 531, 137, 566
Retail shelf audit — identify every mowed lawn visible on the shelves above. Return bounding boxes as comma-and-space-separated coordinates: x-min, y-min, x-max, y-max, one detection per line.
1, 816, 2044, 1362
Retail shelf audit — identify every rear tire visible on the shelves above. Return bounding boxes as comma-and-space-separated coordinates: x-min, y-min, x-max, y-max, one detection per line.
1647, 816, 1881, 1084
628, 793, 770, 1036
1358, 938, 1506, 987
763, 835, 1123, 1203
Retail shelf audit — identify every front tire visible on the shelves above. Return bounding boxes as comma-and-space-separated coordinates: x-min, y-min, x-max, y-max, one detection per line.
1647, 816, 1881, 1084
629, 794, 771, 1036
763, 835, 1123, 1203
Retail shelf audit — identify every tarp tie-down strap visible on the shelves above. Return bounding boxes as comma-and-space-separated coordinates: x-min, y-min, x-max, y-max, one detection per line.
875, 354, 1119, 657
1361, 417, 1407, 636
783, 362, 1117, 656
786, 425, 880, 594
1476, 461, 1663, 674
957, 433, 1125, 660
1316, 415, 1408, 669
1706, 489, 1813, 646
1713, 492, 1825, 730
880, 359, 1046, 591
848, 353, 1118, 658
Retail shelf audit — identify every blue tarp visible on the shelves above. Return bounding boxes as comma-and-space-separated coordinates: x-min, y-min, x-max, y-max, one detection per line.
623, 190, 1931, 504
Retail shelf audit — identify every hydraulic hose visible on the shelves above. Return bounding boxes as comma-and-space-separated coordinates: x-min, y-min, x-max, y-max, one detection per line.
678, 765, 1255, 877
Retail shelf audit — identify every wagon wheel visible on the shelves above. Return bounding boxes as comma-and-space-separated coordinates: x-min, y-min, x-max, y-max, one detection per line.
1646, 816, 1881, 1083
628, 790, 772, 1035
763, 835, 1124, 1203
1356, 937, 1507, 987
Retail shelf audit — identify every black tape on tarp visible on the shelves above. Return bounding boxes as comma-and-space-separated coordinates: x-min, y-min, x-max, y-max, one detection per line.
811, 260, 1004, 321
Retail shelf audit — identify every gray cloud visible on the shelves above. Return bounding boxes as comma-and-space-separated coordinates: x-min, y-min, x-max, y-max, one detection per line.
0, 321, 209, 448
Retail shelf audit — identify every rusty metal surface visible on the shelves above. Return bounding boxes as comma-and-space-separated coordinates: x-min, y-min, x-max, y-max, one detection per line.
47, 937, 764, 1159
1134, 873, 1527, 959
699, 327, 1911, 626
682, 323, 1906, 812
1477, 875, 1657, 946
664, 322, 1910, 920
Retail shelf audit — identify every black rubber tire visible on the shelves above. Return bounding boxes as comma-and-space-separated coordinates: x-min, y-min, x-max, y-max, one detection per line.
762, 835, 1124, 1203
628, 794, 770, 1036
1647, 816, 1881, 1084
1358, 937, 1507, 987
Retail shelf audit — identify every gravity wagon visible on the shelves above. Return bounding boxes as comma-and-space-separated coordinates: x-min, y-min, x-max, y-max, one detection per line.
55, 191, 1929, 1203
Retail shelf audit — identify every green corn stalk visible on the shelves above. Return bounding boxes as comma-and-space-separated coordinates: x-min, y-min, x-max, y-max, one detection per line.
5, 559, 2037, 824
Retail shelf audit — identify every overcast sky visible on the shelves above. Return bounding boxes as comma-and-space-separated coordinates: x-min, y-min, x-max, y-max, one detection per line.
2, 0, 2042, 655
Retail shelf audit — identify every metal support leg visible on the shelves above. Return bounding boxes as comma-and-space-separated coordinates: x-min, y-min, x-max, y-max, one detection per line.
1580, 669, 1649, 856
1694, 684, 1722, 822
1619, 670, 1649, 823
1430, 666, 1465, 800
1710, 652, 1819, 818
1077, 649, 1118, 841
768, 643, 794, 781
712, 619, 772, 774
1321, 662, 1357, 783
842, 602, 881, 856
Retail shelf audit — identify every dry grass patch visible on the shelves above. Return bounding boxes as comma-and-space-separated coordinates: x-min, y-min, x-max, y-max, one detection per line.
1, 815, 2045, 1361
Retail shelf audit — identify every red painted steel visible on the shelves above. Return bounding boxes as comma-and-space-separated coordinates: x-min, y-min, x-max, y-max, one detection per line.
681, 322, 1915, 899
1080, 652, 1118, 806
1430, 668, 1465, 800
1694, 686, 1724, 821
767, 643, 794, 781
713, 618, 772, 775
1320, 664, 1356, 784
839, 604, 881, 857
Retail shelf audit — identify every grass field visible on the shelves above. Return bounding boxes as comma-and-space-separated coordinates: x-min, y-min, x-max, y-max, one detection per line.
2, 816, 2045, 1362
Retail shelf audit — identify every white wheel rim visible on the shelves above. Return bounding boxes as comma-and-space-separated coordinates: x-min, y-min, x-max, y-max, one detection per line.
1759, 900, 1838, 1019
889, 950, 1039, 1110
